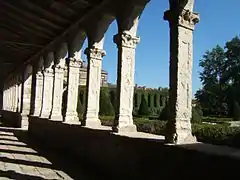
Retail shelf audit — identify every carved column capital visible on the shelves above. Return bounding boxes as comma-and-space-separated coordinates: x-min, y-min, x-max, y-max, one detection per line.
84, 47, 106, 60
66, 57, 82, 68
42, 68, 54, 76
164, 9, 200, 30
114, 32, 140, 49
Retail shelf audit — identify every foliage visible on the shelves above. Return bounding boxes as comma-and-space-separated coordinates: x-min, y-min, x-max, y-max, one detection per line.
99, 88, 115, 116
191, 107, 202, 124
77, 97, 84, 118
138, 94, 149, 116
196, 36, 240, 118
159, 101, 169, 121
100, 116, 240, 148
233, 101, 240, 121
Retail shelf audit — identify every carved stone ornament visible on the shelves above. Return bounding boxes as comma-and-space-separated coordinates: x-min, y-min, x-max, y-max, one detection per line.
42, 67, 54, 75
164, 9, 199, 30
84, 47, 106, 60
114, 32, 140, 49
66, 57, 82, 68
179, 9, 199, 30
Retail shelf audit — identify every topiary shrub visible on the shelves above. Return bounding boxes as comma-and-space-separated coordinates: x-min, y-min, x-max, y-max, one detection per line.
138, 94, 149, 116
159, 102, 169, 121
191, 107, 202, 124
77, 97, 84, 119
99, 88, 115, 116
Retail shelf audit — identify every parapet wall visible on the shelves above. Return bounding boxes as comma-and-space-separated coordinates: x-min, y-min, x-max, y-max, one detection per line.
28, 116, 240, 179
1, 110, 22, 127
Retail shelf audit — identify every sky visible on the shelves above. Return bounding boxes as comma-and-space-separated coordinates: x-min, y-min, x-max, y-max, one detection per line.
83, 0, 240, 95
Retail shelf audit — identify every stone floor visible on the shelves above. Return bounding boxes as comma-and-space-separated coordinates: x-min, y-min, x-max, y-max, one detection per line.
0, 122, 101, 180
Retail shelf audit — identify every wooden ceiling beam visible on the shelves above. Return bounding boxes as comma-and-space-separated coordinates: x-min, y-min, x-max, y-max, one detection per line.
0, 41, 44, 48
1, 8, 57, 37
2, 1, 64, 31
0, 16, 53, 40
18, 0, 70, 24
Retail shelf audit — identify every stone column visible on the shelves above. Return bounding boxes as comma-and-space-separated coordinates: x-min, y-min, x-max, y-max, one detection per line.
40, 52, 54, 118
113, 32, 140, 133
33, 57, 44, 116
83, 47, 106, 127
21, 64, 33, 127
65, 33, 84, 123
2, 85, 6, 110
164, 1, 200, 144
50, 43, 67, 121
12, 76, 18, 112
17, 74, 23, 113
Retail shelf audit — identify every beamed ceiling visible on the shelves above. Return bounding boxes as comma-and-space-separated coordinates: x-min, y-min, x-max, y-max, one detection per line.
0, 0, 104, 78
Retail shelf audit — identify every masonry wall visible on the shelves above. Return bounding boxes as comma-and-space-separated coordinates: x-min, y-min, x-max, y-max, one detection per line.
29, 117, 240, 180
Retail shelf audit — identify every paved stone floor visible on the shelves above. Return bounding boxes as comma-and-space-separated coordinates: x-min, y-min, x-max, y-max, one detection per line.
0, 122, 100, 180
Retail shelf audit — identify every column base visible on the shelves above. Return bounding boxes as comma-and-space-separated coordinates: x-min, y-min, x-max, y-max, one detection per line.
83, 117, 102, 129
64, 115, 80, 125
165, 131, 197, 145
65, 112, 79, 122
50, 114, 63, 121
20, 114, 29, 129
112, 124, 137, 133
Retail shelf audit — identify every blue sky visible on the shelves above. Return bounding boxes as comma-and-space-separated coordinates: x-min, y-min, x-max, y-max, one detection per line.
83, 0, 240, 95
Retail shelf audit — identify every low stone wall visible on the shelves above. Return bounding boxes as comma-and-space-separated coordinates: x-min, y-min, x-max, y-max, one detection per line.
29, 116, 240, 179
1, 110, 22, 127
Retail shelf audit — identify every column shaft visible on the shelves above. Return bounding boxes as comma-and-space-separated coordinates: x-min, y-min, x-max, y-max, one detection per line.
65, 32, 84, 123
113, 32, 140, 132
164, 6, 199, 144
33, 57, 44, 116
65, 58, 81, 123
40, 53, 54, 118
21, 65, 33, 117
50, 43, 67, 121
83, 47, 106, 127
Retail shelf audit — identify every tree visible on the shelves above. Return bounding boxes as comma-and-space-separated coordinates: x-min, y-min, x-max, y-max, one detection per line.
99, 88, 115, 116
138, 94, 149, 116
196, 45, 228, 116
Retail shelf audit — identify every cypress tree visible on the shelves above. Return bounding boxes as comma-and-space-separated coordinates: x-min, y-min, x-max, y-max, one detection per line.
138, 94, 149, 116
99, 88, 115, 116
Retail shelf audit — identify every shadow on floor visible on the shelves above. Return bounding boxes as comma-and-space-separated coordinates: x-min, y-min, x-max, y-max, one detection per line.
0, 120, 105, 180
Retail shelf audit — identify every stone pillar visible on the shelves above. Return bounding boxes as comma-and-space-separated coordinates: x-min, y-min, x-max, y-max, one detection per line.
65, 33, 84, 123
164, 1, 199, 144
21, 64, 33, 127
83, 47, 106, 127
33, 57, 44, 116
113, 32, 140, 133
2, 85, 6, 111
17, 74, 23, 113
12, 76, 18, 112
40, 52, 54, 118
50, 43, 67, 121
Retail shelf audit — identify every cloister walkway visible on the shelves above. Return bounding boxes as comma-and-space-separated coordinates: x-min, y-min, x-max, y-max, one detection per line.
0, 119, 102, 180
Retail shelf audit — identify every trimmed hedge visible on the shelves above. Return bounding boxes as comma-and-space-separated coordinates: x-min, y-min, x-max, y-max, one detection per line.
100, 116, 240, 148
202, 117, 233, 124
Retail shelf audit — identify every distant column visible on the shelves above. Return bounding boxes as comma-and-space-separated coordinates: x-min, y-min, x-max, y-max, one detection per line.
40, 52, 54, 119
164, 1, 200, 144
33, 57, 44, 116
65, 33, 84, 123
21, 64, 33, 127
50, 43, 67, 121
83, 47, 106, 127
